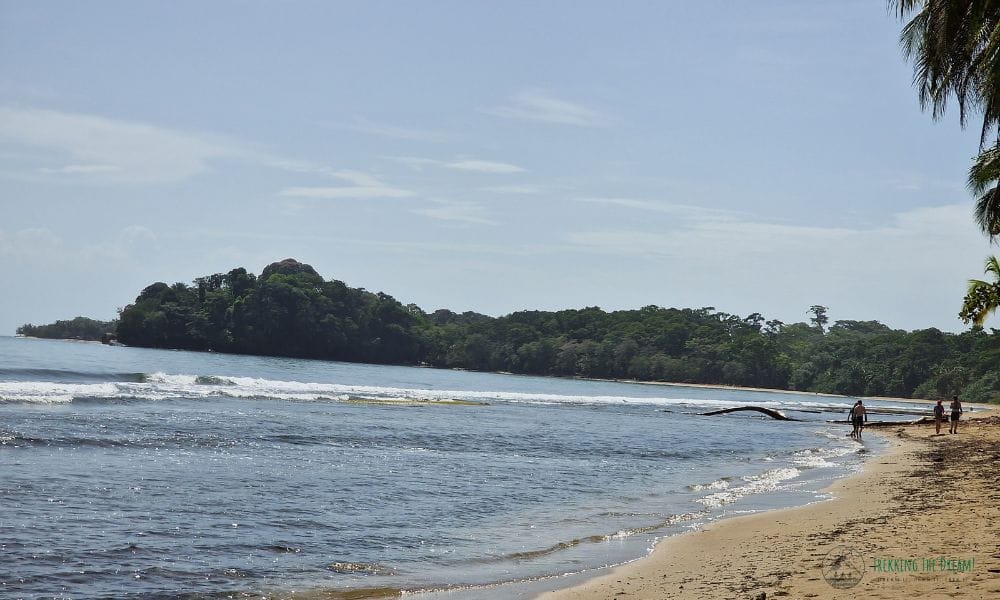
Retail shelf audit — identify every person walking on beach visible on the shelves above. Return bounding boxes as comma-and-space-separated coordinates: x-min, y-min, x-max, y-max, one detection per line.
852, 400, 867, 440
848, 401, 858, 438
849, 400, 866, 439
949, 395, 963, 434
934, 399, 946, 435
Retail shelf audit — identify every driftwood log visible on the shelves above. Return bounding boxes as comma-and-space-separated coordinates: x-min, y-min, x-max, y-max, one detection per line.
699, 406, 799, 421
700, 406, 936, 426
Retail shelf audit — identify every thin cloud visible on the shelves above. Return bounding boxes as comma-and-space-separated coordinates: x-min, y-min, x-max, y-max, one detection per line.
279, 170, 415, 199
0, 106, 240, 183
383, 156, 442, 171
342, 116, 452, 143
412, 199, 496, 225
445, 159, 525, 173
385, 155, 526, 174
560, 203, 991, 331
564, 204, 984, 269
37, 164, 123, 175
484, 90, 613, 127
0, 225, 159, 268
0, 105, 354, 185
480, 184, 543, 194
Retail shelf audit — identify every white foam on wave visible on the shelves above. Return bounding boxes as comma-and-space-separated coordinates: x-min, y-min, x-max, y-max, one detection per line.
0, 373, 238, 404
232, 383, 850, 410
790, 445, 858, 469
0, 381, 121, 404
0, 372, 858, 412
142, 372, 200, 385
695, 467, 801, 509
687, 477, 731, 492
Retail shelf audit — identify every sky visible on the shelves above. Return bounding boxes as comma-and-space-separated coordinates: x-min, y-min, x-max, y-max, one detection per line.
1, 1, 997, 335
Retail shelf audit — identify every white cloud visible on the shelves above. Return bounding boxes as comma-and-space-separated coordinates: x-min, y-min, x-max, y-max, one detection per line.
0, 106, 241, 183
386, 155, 526, 174
343, 116, 451, 143
444, 159, 526, 173
37, 164, 123, 175
257, 156, 341, 178
279, 170, 415, 199
0, 105, 357, 186
480, 184, 544, 194
484, 90, 613, 127
0, 225, 159, 268
412, 199, 496, 225
383, 156, 442, 171
562, 203, 992, 331
0, 228, 65, 264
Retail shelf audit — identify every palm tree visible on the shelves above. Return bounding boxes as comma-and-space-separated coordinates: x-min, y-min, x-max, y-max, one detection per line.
894, 0, 1000, 239
960, 255, 1000, 325
968, 145, 1000, 237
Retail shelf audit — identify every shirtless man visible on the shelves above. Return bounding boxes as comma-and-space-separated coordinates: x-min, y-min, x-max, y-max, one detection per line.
949, 395, 963, 434
852, 400, 868, 440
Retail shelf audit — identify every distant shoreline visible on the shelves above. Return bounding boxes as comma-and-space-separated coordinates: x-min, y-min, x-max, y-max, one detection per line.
574, 375, 940, 404
582, 375, 851, 397
7, 334, 959, 405
583, 378, 990, 410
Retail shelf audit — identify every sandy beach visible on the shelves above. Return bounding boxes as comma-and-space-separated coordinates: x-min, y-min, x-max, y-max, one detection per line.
540, 411, 1000, 600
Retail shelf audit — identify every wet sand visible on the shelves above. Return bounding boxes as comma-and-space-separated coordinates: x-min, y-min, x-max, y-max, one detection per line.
539, 413, 1000, 600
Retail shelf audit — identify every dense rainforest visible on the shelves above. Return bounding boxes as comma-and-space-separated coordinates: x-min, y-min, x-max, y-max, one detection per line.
20, 259, 1000, 403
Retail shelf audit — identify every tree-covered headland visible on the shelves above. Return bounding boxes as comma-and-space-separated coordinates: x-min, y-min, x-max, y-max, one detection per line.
17, 317, 118, 342
74, 259, 998, 403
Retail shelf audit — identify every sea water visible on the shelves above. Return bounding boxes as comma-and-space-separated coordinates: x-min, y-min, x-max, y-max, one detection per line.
0, 337, 911, 599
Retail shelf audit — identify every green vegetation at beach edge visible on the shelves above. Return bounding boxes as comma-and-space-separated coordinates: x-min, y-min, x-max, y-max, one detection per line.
20, 259, 1000, 404
17, 316, 118, 342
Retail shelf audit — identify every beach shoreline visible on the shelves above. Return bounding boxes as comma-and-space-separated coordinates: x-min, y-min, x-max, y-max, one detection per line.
537, 411, 1000, 600
583, 375, 933, 404
396, 409, 1000, 600
5, 335, 948, 405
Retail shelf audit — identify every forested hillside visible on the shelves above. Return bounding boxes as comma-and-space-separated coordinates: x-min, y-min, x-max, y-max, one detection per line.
46, 259, 1000, 402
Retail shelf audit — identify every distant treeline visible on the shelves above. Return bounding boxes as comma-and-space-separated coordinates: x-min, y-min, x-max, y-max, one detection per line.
25, 259, 1000, 403
17, 316, 117, 342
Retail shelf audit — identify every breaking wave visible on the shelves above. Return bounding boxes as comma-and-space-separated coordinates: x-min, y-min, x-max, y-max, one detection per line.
695, 467, 803, 509
0, 370, 860, 412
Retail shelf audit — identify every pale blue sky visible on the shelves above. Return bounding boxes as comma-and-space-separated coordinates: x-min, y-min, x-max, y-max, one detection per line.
1, 1, 994, 334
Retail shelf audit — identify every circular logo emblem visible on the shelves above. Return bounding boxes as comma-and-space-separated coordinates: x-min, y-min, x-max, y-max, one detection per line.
822, 545, 866, 589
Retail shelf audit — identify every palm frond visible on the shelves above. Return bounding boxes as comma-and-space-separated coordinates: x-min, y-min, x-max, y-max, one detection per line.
973, 184, 1000, 237
985, 254, 1000, 276
896, 1, 1000, 139
968, 145, 1000, 194
959, 254, 1000, 325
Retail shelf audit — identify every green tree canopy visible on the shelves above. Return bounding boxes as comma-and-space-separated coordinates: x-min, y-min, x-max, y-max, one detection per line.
21, 258, 984, 403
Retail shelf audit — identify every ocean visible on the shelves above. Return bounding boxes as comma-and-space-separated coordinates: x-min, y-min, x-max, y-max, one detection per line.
0, 336, 915, 599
